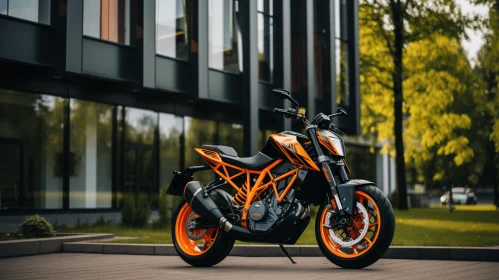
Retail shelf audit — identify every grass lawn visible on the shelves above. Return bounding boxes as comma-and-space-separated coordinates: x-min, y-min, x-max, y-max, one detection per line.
57, 205, 499, 247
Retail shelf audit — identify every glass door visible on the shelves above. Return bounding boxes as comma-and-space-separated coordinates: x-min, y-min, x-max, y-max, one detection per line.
0, 138, 22, 209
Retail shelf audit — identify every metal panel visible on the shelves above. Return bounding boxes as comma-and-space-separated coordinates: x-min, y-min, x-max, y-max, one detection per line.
143, 0, 156, 88
82, 37, 139, 81
155, 57, 191, 94
196, 0, 209, 99
0, 17, 61, 67
66, 0, 83, 73
208, 70, 241, 103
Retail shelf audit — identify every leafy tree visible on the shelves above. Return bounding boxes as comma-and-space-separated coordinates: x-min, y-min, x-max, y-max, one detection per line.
361, 0, 474, 209
473, 0, 499, 206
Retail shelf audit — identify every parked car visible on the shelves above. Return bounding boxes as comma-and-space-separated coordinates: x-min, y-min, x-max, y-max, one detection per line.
440, 188, 477, 205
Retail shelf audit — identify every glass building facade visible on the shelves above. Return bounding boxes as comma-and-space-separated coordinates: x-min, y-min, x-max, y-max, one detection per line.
0, 0, 378, 214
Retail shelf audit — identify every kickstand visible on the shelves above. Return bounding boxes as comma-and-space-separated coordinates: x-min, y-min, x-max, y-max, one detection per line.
279, 244, 296, 264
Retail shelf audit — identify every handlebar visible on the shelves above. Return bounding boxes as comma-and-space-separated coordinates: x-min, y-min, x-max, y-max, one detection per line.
273, 108, 300, 119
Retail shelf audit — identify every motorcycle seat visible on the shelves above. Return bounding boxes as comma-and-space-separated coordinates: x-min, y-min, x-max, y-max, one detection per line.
202, 145, 238, 157
220, 152, 274, 170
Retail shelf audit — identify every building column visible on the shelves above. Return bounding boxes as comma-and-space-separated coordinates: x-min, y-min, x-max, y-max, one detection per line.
240, 0, 259, 156
347, 0, 361, 135
305, 0, 316, 119
193, 0, 209, 99
281, 0, 292, 131
143, 0, 156, 88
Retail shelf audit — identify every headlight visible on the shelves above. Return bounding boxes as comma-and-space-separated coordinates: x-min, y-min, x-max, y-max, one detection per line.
318, 129, 346, 157
329, 135, 345, 157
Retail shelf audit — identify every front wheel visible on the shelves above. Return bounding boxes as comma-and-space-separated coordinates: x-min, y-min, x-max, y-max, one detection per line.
172, 202, 235, 267
315, 185, 395, 269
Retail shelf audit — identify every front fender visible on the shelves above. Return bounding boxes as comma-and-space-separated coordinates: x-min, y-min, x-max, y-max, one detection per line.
337, 179, 374, 215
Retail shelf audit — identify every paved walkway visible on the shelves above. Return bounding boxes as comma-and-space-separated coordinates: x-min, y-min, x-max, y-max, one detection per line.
1, 254, 498, 280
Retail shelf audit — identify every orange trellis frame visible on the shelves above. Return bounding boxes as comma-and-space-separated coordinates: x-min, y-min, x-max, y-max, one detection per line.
194, 148, 299, 227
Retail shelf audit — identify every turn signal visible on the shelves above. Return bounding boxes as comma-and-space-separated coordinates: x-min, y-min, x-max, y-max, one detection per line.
298, 107, 306, 115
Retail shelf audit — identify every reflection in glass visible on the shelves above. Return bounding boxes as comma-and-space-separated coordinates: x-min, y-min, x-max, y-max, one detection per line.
258, 129, 277, 151
124, 108, 157, 145
257, 0, 273, 82
218, 122, 243, 155
0, 89, 64, 209
69, 100, 113, 209
0, 0, 7, 14
159, 114, 183, 188
156, 0, 190, 60
84, 0, 131, 45
208, 0, 241, 73
336, 40, 348, 104
2, 0, 50, 24
184, 117, 216, 182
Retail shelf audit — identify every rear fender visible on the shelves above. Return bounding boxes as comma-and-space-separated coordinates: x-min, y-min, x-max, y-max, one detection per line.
337, 179, 374, 215
166, 165, 211, 196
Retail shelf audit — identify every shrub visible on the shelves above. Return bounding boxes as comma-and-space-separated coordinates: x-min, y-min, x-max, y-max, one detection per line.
17, 215, 56, 238
135, 194, 152, 227
389, 190, 399, 209
154, 187, 169, 228
121, 193, 151, 227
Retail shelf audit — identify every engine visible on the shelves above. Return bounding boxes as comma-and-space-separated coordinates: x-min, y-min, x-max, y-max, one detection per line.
247, 189, 310, 232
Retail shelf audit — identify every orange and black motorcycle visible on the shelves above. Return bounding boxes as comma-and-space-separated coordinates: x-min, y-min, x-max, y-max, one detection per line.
167, 89, 395, 269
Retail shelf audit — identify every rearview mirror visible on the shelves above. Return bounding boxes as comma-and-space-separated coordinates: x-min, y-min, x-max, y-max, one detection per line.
272, 88, 300, 107
337, 107, 347, 116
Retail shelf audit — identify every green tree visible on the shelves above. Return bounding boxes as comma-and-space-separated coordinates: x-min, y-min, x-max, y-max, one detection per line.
473, 0, 499, 206
361, 0, 474, 209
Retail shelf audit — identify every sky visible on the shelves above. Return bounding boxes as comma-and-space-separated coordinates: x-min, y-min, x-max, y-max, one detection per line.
457, 0, 490, 64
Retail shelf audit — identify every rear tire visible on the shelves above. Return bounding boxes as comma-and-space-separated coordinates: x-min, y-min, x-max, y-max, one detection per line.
315, 185, 395, 269
172, 202, 235, 267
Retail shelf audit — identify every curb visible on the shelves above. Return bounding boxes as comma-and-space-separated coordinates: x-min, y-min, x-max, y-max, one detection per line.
61, 243, 499, 262
0, 233, 114, 258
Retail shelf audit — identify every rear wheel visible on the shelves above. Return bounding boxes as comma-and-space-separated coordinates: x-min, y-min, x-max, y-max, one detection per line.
315, 185, 395, 269
172, 202, 235, 267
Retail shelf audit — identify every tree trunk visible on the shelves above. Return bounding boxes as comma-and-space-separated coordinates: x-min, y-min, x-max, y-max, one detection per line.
392, 0, 408, 210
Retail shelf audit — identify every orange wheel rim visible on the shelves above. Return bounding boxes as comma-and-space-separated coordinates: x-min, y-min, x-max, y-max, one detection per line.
175, 203, 219, 256
320, 190, 381, 259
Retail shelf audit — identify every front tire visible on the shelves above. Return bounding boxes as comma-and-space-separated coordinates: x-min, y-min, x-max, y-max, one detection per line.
315, 185, 395, 269
172, 202, 235, 267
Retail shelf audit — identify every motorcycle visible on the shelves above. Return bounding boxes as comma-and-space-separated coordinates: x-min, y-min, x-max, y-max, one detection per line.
167, 89, 395, 269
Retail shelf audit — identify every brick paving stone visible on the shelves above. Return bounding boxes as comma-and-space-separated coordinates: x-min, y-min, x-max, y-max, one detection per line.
1, 253, 499, 280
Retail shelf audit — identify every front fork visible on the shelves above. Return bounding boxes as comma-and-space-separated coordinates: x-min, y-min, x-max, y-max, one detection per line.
307, 127, 348, 216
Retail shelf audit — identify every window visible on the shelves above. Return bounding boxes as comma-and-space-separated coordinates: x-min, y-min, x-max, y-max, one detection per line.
159, 113, 183, 188
0, 0, 50, 24
184, 117, 217, 182
218, 122, 243, 155
208, 0, 242, 73
257, 0, 273, 82
124, 108, 157, 145
84, 0, 131, 45
69, 100, 113, 209
156, 0, 190, 60
0, 89, 64, 209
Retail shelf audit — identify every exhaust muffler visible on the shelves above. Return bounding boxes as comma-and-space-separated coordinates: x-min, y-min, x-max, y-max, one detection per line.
183, 181, 233, 232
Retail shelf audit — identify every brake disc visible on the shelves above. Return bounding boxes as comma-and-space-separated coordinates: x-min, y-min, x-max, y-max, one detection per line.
327, 202, 369, 247
185, 212, 206, 240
